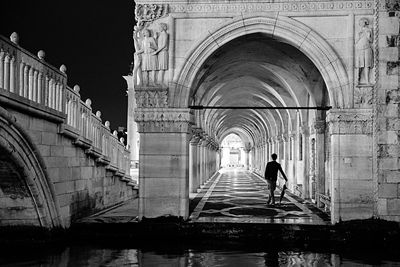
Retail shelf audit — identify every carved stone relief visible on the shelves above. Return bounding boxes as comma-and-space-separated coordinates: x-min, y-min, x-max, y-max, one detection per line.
354, 85, 373, 108
355, 18, 374, 85
135, 4, 169, 27
327, 110, 373, 135
135, 88, 168, 108
134, 108, 194, 133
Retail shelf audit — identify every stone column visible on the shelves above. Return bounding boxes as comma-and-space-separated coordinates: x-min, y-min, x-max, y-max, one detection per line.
314, 120, 326, 207
327, 109, 373, 223
189, 134, 200, 193
134, 108, 193, 219
244, 148, 250, 170
123, 75, 139, 168
301, 126, 310, 199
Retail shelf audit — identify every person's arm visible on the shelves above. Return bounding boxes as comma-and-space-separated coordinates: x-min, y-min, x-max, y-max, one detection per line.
153, 33, 167, 55
278, 164, 288, 182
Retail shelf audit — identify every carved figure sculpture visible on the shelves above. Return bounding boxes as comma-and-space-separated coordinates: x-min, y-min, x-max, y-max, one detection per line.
153, 23, 169, 87
135, 29, 158, 86
355, 18, 373, 85
133, 26, 143, 86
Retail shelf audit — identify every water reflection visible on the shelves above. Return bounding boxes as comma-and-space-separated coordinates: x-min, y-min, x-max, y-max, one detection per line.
1, 246, 400, 266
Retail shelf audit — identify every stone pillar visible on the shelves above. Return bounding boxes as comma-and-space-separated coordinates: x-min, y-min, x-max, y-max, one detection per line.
327, 109, 373, 223
314, 120, 326, 207
189, 134, 200, 193
244, 148, 250, 170
301, 126, 310, 199
134, 108, 193, 219
123, 75, 140, 168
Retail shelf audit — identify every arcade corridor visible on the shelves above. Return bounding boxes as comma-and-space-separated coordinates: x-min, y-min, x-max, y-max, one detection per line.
189, 168, 330, 225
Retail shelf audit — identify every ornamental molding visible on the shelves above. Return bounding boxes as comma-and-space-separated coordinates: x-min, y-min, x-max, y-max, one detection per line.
165, 1, 375, 13
327, 109, 373, 134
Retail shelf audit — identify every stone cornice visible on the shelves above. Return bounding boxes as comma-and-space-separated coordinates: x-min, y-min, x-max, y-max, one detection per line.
135, 1, 376, 14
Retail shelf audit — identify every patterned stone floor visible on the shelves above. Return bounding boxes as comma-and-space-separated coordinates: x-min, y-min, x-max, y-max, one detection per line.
189, 168, 330, 225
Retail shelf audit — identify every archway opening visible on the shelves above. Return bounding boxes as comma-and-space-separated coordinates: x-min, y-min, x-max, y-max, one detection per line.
189, 32, 331, 210
220, 134, 244, 168
0, 149, 41, 227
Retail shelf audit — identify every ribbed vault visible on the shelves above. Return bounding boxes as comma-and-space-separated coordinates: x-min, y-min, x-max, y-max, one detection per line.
190, 33, 329, 147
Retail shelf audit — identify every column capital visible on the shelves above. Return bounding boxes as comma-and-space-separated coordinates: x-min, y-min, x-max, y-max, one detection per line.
281, 133, 289, 142
300, 125, 309, 135
326, 109, 372, 135
313, 120, 326, 134
134, 108, 194, 133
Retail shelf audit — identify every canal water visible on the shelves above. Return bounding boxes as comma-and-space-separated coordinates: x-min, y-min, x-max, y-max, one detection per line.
1, 245, 400, 266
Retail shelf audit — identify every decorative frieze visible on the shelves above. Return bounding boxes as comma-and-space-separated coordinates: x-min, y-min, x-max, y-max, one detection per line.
327, 109, 373, 134
134, 108, 194, 133
135, 88, 168, 108
168, 1, 374, 14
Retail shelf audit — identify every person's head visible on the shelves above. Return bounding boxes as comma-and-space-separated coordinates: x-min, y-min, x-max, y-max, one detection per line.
359, 18, 369, 27
159, 23, 167, 31
271, 153, 277, 160
143, 29, 150, 37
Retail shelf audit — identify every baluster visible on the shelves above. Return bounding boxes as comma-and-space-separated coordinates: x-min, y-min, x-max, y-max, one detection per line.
59, 84, 63, 112
50, 79, 55, 108
54, 82, 59, 111
19, 62, 24, 96
44, 76, 49, 107
0, 50, 4, 88
37, 73, 42, 104
28, 67, 34, 100
33, 70, 38, 102
23, 65, 29, 98
4, 54, 10, 90
10, 56, 15, 93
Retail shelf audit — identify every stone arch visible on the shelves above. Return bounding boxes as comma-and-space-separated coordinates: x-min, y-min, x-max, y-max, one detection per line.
0, 107, 62, 228
173, 14, 349, 108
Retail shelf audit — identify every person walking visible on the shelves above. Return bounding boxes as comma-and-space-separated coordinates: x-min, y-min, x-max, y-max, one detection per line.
264, 153, 288, 205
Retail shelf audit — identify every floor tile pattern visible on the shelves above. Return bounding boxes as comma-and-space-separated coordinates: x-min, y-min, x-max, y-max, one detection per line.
190, 169, 330, 225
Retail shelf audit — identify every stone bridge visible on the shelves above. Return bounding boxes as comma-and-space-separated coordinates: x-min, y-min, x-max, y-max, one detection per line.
0, 35, 136, 229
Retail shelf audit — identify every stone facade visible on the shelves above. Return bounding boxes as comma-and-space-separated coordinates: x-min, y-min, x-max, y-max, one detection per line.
129, 0, 399, 223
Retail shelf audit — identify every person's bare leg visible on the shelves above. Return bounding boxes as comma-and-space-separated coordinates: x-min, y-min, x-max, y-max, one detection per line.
365, 67, 370, 85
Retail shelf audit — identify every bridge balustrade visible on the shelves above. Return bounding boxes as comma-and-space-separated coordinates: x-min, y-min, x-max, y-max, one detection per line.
0, 34, 132, 181
0, 35, 66, 112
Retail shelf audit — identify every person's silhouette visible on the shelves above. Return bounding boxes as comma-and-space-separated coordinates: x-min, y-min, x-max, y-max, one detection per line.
264, 153, 287, 205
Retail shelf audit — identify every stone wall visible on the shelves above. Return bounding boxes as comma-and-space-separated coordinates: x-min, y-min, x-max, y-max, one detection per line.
0, 107, 136, 228
376, 7, 400, 221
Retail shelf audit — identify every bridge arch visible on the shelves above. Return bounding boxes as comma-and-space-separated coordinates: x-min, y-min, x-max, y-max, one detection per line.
0, 107, 62, 228
173, 14, 349, 109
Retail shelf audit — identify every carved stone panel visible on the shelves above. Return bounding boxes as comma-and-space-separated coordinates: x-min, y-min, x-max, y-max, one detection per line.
135, 88, 168, 108
327, 109, 373, 135
134, 108, 194, 133
354, 85, 373, 108
135, 4, 169, 27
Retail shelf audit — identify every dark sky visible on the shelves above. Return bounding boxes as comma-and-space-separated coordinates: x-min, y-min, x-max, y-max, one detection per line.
1, 1, 134, 129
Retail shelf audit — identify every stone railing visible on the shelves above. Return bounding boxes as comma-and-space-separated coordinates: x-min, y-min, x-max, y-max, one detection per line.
63, 85, 131, 178
0, 33, 133, 184
0, 35, 66, 113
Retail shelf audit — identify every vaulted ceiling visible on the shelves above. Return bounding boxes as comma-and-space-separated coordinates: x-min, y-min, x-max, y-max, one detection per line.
191, 33, 328, 148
